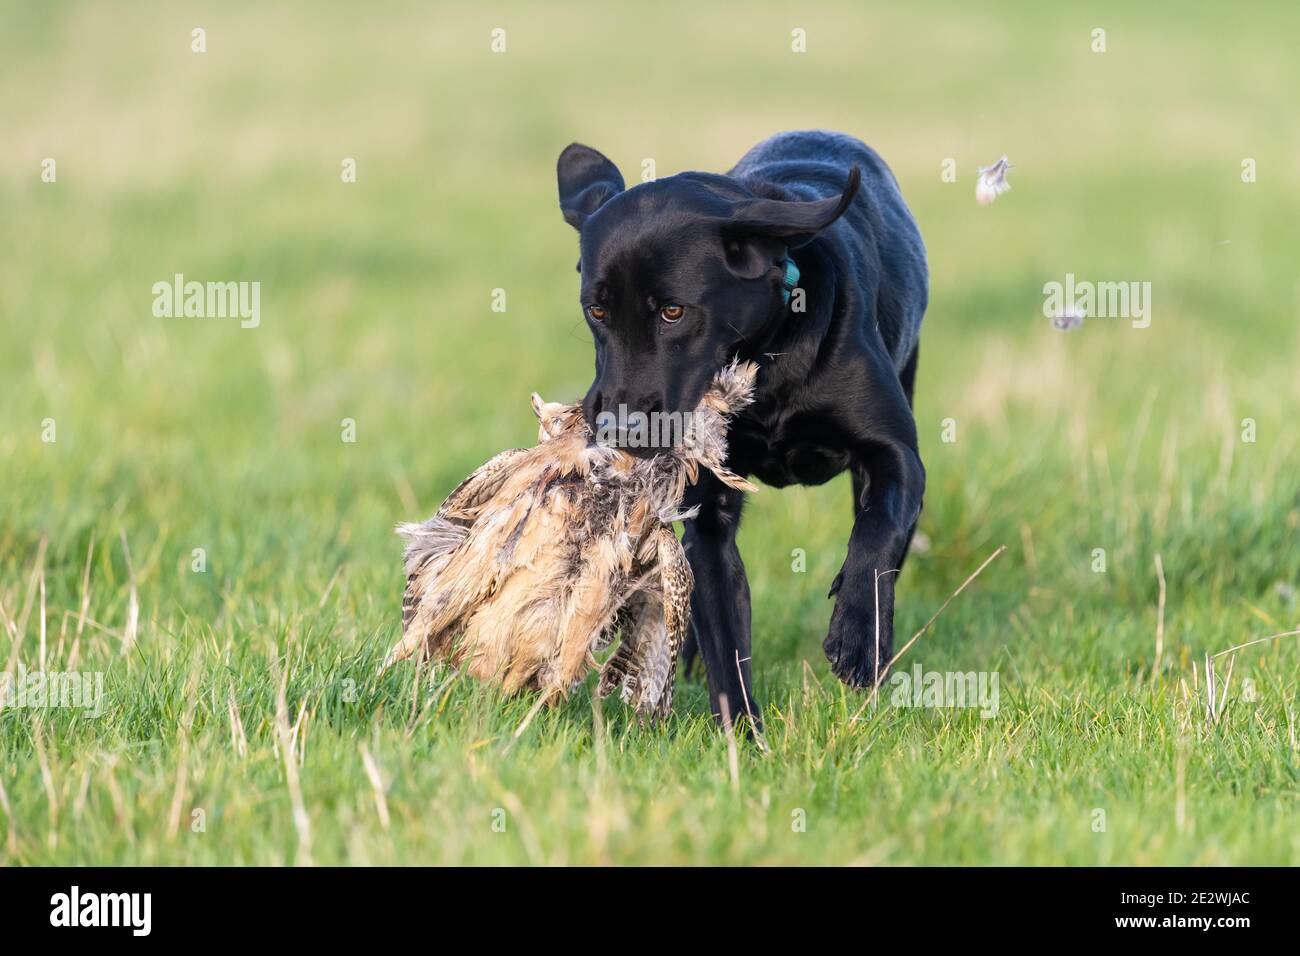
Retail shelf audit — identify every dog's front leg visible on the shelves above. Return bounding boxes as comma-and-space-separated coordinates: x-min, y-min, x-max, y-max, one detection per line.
824, 367, 925, 688
681, 473, 760, 732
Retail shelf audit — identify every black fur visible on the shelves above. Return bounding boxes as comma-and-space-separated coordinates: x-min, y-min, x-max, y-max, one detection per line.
557, 130, 928, 730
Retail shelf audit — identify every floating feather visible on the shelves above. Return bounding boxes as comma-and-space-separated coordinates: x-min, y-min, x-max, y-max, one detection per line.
975, 154, 1013, 205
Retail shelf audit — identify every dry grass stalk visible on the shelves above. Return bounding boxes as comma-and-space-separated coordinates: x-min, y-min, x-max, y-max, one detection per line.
1152, 553, 1167, 679
1200, 628, 1299, 728
32, 725, 58, 850
856, 544, 1007, 720
734, 649, 768, 753
718, 693, 740, 795
119, 530, 139, 655
100, 757, 134, 846
226, 684, 248, 759
317, 564, 344, 610
68, 532, 95, 671
165, 737, 191, 839
15, 537, 48, 645
0, 774, 18, 856
38, 571, 47, 674
270, 646, 314, 866
358, 743, 390, 830
0, 595, 20, 676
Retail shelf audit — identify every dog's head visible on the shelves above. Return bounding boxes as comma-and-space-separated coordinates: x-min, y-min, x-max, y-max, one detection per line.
557, 143, 859, 449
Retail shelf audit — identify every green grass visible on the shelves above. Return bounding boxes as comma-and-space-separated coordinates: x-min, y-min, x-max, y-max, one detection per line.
1, 0, 1298, 865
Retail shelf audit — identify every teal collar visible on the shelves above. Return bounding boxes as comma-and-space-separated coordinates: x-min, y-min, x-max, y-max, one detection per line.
781, 257, 800, 305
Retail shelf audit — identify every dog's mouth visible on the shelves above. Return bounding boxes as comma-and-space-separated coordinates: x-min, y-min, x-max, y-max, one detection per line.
595, 425, 683, 458
586, 363, 758, 459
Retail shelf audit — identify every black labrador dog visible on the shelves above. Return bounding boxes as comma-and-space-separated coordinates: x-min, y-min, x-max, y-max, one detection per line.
557, 130, 927, 728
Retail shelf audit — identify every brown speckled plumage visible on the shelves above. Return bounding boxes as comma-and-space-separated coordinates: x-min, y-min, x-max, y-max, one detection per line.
384, 362, 758, 719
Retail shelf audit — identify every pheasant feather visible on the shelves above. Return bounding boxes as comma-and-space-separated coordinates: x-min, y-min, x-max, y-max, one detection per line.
385, 361, 759, 720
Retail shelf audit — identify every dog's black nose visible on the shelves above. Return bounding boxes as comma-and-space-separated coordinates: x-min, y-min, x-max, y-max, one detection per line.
584, 385, 672, 454
608, 390, 661, 417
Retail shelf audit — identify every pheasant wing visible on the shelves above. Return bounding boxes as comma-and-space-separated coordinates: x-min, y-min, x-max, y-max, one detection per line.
597, 528, 694, 719
437, 447, 530, 522
649, 526, 693, 719
597, 592, 654, 700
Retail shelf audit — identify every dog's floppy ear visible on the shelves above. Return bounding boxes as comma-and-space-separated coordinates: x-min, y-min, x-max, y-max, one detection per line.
557, 143, 625, 231
726, 166, 861, 250
719, 232, 786, 281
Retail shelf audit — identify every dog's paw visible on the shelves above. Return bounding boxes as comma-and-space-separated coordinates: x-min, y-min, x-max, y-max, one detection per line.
823, 598, 893, 690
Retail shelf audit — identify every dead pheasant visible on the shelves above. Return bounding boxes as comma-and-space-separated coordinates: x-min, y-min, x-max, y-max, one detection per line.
384, 361, 758, 720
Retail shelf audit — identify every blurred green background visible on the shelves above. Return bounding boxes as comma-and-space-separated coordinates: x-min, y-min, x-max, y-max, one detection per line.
0, 0, 1297, 865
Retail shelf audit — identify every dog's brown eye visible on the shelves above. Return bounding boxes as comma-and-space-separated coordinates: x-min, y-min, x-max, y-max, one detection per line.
660, 304, 684, 323
587, 305, 607, 322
